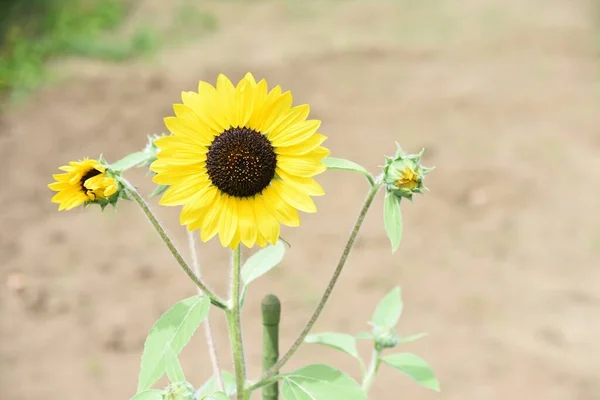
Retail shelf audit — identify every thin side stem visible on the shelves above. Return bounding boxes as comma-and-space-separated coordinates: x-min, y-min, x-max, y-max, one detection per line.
187, 231, 224, 392
227, 246, 247, 399
261, 182, 383, 380
362, 348, 382, 394
121, 178, 227, 310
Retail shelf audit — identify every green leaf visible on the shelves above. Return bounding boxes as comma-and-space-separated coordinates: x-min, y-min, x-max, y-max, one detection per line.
280, 364, 366, 400
383, 191, 403, 253
323, 157, 374, 185
381, 353, 440, 391
305, 332, 359, 359
110, 151, 152, 171
355, 332, 373, 340
372, 287, 403, 329
137, 295, 210, 392
149, 184, 169, 198
400, 333, 428, 343
130, 390, 163, 400
200, 392, 229, 400
240, 241, 285, 303
165, 345, 185, 383
196, 371, 236, 398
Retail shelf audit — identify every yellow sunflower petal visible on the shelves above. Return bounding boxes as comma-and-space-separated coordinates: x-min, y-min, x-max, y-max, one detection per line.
261, 186, 300, 227
277, 154, 327, 177
159, 176, 210, 206
164, 117, 214, 145
237, 198, 258, 247
252, 194, 280, 245
198, 193, 224, 240
218, 195, 239, 247
233, 78, 255, 129
271, 180, 317, 213
267, 105, 311, 141
152, 163, 207, 185
269, 120, 321, 147
258, 90, 293, 134
276, 168, 325, 196
180, 186, 218, 225
274, 133, 327, 156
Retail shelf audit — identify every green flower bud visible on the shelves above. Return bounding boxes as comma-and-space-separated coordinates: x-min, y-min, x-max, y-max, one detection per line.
162, 381, 195, 400
372, 325, 400, 350
382, 145, 434, 201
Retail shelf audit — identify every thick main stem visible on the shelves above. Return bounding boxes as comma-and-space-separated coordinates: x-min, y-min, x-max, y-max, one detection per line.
187, 231, 224, 392
121, 178, 227, 310
227, 246, 247, 399
261, 182, 382, 380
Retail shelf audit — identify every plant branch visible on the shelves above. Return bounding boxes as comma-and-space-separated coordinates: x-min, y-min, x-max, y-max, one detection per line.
261, 181, 383, 379
120, 178, 227, 310
362, 348, 382, 394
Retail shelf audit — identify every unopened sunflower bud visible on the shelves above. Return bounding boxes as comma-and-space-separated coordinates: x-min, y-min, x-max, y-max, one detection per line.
382, 145, 433, 201
162, 381, 195, 400
372, 326, 400, 350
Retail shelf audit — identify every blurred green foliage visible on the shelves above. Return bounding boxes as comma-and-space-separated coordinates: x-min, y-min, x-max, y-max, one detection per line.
0, 0, 159, 101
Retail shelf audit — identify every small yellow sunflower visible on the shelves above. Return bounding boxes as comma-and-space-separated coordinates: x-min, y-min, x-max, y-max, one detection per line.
49, 159, 119, 211
151, 73, 330, 248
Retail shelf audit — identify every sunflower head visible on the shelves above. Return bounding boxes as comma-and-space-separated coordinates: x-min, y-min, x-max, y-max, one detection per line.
383, 146, 433, 201
48, 158, 121, 211
150, 73, 330, 249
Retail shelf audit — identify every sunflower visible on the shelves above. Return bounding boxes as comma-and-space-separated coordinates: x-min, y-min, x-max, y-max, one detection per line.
49, 159, 119, 211
151, 73, 329, 249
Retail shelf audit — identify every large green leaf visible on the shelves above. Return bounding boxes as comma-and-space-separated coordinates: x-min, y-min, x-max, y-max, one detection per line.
196, 371, 237, 398
372, 287, 403, 329
323, 157, 374, 185
240, 241, 285, 303
280, 364, 366, 400
137, 295, 210, 392
130, 390, 163, 400
381, 353, 440, 391
383, 191, 403, 253
305, 332, 359, 360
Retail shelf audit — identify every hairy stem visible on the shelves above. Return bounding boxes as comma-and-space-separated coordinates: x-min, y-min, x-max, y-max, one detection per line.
261, 182, 383, 379
227, 246, 247, 399
187, 231, 224, 392
362, 348, 382, 394
121, 178, 227, 310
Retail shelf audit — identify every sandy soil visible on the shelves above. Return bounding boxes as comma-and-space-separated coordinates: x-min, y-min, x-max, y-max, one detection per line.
2, 0, 600, 399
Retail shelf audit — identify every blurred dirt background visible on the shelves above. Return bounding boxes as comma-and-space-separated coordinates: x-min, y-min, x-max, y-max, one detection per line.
2, 0, 600, 399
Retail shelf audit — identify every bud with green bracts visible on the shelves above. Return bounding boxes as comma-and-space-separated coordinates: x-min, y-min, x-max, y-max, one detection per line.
382, 144, 434, 201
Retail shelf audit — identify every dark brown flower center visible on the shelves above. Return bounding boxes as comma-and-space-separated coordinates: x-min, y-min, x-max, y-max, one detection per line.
206, 127, 277, 198
80, 168, 102, 190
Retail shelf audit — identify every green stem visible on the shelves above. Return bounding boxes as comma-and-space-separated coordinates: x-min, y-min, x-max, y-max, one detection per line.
227, 245, 247, 400
261, 181, 383, 380
362, 348, 382, 394
261, 294, 281, 400
120, 178, 227, 310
